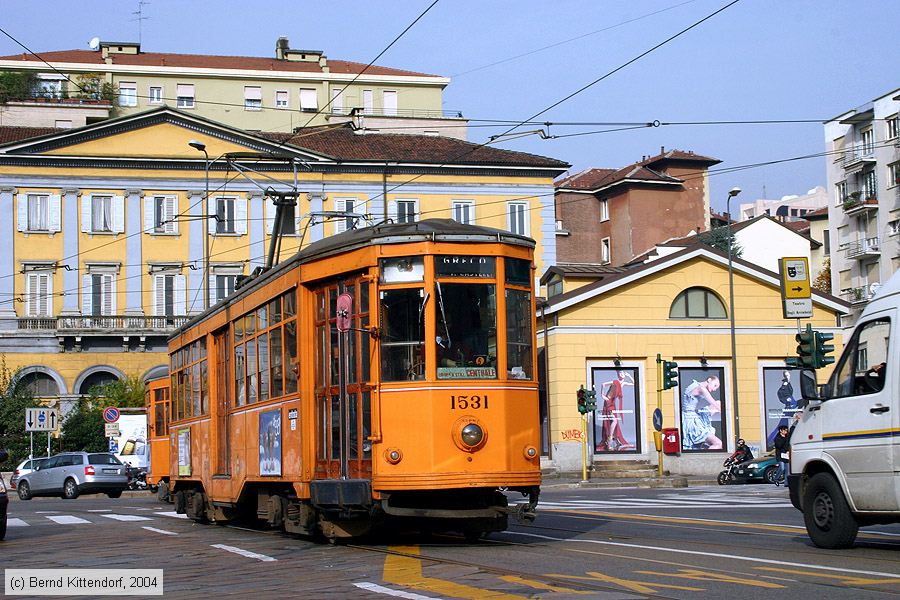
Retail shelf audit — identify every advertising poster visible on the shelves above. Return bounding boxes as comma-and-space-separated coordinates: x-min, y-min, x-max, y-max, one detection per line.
763, 368, 801, 450
177, 428, 191, 476
677, 367, 726, 452
591, 367, 640, 453
259, 409, 282, 476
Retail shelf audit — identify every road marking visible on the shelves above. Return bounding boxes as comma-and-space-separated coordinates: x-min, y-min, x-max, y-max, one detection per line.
551, 571, 703, 594
384, 545, 528, 599
505, 532, 900, 579
353, 582, 440, 599
211, 544, 277, 562
634, 568, 784, 588
544, 502, 795, 509
155, 511, 189, 519
7, 518, 29, 527
35, 511, 60, 514
46, 515, 90, 525
142, 526, 178, 536
101, 514, 154, 522
550, 510, 800, 534
755, 567, 900, 586
86, 509, 112, 512
498, 575, 595, 594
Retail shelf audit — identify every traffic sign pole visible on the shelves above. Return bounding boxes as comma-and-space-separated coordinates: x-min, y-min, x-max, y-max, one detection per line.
656, 354, 664, 477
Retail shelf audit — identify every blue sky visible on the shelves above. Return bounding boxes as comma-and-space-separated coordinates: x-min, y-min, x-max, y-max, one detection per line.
1, 0, 897, 212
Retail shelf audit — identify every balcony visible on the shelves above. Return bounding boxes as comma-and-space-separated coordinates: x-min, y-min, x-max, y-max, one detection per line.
842, 286, 871, 306
841, 143, 877, 169
17, 315, 190, 333
845, 236, 881, 259
842, 195, 878, 215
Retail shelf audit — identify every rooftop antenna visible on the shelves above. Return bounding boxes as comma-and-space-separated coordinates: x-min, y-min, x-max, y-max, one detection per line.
132, 0, 151, 45
88, 37, 100, 51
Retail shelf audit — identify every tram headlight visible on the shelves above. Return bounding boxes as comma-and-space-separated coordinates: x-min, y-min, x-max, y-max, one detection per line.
460, 423, 484, 448
523, 445, 537, 460
385, 448, 403, 464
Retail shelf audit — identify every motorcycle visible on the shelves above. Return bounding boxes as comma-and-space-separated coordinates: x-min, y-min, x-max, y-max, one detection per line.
717, 447, 753, 485
125, 464, 150, 491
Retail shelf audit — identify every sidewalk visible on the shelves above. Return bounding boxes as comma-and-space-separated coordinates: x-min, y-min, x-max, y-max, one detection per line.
541, 471, 719, 489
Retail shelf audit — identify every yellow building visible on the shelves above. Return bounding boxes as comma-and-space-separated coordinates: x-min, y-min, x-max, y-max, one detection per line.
538, 244, 849, 474
0, 106, 567, 418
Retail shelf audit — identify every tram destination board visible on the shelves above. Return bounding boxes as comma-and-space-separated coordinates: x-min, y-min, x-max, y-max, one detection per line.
435, 255, 495, 278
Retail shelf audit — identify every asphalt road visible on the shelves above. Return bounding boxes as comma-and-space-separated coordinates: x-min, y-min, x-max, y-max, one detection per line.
3, 483, 900, 599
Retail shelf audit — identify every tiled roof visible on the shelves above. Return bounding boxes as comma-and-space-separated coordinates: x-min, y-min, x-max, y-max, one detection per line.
0, 126, 59, 144
259, 124, 570, 168
0, 49, 440, 79
803, 207, 829, 219
555, 148, 719, 192
641, 148, 720, 167
539, 263, 627, 285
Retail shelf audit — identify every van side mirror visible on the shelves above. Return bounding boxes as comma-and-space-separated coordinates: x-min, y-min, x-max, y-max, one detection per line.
798, 368, 821, 404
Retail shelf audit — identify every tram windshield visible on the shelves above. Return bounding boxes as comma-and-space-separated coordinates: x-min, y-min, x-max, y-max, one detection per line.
435, 282, 498, 379
380, 288, 426, 381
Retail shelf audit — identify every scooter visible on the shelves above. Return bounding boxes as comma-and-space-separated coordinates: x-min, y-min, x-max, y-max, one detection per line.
125, 464, 150, 491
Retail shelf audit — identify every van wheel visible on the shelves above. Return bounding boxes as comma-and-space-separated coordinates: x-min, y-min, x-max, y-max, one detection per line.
17, 481, 32, 501
803, 472, 858, 549
63, 478, 80, 500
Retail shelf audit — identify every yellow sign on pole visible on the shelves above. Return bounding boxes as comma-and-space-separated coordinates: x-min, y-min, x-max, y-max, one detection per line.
779, 257, 811, 299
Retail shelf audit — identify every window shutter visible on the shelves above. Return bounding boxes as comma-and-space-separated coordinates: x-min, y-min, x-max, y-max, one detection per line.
387, 201, 397, 223
144, 197, 155, 232
112, 195, 125, 233
153, 275, 164, 316
102, 274, 115, 314
39, 274, 50, 316
81, 195, 92, 232
174, 275, 187, 316
166, 196, 178, 233
16, 194, 27, 232
24, 273, 33, 316
208, 196, 217, 235
82, 274, 93, 315
209, 275, 218, 305
383, 90, 397, 116
265, 198, 276, 234
235, 198, 248, 235
48, 194, 61, 232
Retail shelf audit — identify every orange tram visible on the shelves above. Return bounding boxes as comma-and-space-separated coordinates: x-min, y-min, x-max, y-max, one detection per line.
147, 219, 541, 541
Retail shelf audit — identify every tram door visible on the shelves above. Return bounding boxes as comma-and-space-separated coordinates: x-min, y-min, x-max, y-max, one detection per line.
212, 327, 230, 475
313, 276, 373, 479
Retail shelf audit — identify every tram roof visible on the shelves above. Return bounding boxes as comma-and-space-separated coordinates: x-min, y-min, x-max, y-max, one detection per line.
171, 219, 534, 339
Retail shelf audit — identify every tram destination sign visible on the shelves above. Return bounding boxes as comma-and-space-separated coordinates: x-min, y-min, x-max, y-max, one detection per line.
435, 255, 495, 278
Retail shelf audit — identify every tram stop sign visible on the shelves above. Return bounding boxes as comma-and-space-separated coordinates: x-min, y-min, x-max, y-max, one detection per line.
336, 293, 353, 332
652, 408, 663, 432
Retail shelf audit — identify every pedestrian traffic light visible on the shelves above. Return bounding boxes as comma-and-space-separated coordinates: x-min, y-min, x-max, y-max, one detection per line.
662, 361, 679, 390
796, 324, 815, 369
577, 386, 588, 414
814, 330, 835, 369
584, 389, 597, 412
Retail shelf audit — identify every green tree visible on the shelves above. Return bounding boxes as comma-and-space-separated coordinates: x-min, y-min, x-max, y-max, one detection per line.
0, 71, 37, 104
59, 398, 106, 453
699, 226, 743, 258
0, 357, 41, 465
91, 375, 146, 408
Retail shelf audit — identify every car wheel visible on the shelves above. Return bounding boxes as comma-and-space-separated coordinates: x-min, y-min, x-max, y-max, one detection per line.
802, 472, 859, 549
764, 466, 778, 484
107, 490, 123, 499
17, 481, 32, 501
63, 478, 79, 500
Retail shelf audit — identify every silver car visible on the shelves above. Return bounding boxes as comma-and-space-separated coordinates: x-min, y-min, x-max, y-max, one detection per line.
9, 457, 48, 491
16, 452, 128, 500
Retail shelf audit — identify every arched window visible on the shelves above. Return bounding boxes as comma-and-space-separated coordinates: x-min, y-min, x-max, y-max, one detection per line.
669, 287, 727, 319
18, 372, 60, 397
78, 371, 119, 395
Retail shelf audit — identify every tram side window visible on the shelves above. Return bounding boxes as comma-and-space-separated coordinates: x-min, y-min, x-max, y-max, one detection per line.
171, 340, 209, 420
153, 388, 167, 436
380, 288, 425, 381
505, 289, 533, 380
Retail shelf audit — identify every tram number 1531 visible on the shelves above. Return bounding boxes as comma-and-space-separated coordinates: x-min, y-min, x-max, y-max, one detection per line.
451, 395, 488, 410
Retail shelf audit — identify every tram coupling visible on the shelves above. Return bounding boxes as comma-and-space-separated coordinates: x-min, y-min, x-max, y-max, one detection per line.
506, 486, 539, 524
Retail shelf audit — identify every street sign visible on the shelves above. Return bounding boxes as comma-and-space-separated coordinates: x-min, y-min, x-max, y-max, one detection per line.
652, 408, 663, 432
784, 298, 813, 319
102, 407, 120, 423
105, 423, 121, 438
25, 407, 59, 432
779, 257, 813, 319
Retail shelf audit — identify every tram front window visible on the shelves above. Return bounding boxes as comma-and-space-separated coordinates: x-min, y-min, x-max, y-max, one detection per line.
380, 288, 425, 381
435, 282, 497, 379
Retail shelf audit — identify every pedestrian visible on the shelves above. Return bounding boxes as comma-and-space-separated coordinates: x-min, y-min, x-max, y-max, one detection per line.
773, 424, 790, 486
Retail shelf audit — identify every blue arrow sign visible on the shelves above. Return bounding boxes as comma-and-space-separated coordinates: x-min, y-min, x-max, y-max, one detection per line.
652, 408, 663, 432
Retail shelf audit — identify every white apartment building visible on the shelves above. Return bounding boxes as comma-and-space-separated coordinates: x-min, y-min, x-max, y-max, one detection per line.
739, 186, 829, 222
824, 87, 900, 324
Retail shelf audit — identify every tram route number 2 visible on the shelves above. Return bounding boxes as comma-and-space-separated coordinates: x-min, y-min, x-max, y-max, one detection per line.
450, 395, 489, 410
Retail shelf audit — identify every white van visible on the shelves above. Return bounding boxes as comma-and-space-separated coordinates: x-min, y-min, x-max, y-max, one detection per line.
792, 271, 897, 548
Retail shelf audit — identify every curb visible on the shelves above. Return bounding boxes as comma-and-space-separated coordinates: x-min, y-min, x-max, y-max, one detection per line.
541, 477, 720, 490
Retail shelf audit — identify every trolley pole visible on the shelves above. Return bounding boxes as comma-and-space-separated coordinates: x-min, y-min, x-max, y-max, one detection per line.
656, 354, 664, 477
581, 413, 588, 483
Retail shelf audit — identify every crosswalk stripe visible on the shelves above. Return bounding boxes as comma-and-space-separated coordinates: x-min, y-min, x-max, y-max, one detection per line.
155, 511, 189, 519
7, 518, 29, 527
46, 515, 90, 525
211, 544, 277, 562
101, 514, 154, 522
142, 526, 178, 536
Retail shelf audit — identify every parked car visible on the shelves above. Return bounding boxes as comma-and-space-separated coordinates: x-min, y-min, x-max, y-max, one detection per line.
9, 457, 48, 491
731, 453, 779, 484
16, 452, 128, 500
1, 449, 9, 541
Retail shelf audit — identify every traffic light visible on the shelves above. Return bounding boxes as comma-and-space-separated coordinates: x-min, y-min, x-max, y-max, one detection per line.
796, 324, 815, 368
577, 386, 588, 414
584, 389, 597, 412
814, 330, 835, 369
662, 361, 679, 390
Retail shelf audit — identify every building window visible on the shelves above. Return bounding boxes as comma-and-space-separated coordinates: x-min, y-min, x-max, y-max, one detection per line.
32, 75, 63, 99
507, 202, 528, 235
244, 86, 262, 110
886, 115, 899, 140
91, 195, 113, 232
383, 90, 397, 116
149, 86, 163, 104
215, 197, 237, 233
17, 372, 59, 397
601, 237, 611, 264
54, 120, 72, 128
889, 162, 900, 188
835, 180, 848, 205
823, 228, 831, 255
396, 200, 417, 224
362, 89, 373, 114
24, 270, 52, 317
151, 196, 177, 234
669, 287, 727, 319
547, 275, 563, 298
275, 90, 288, 108
176, 84, 194, 108
299, 88, 317, 112
118, 82, 137, 107
27, 194, 49, 231
860, 127, 874, 156
153, 272, 185, 317
334, 198, 358, 233
888, 220, 900, 237
330, 87, 344, 114
266, 199, 297, 236
83, 272, 116, 316
600, 198, 609, 221
452, 200, 474, 225
211, 271, 240, 306
862, 169, 877, 200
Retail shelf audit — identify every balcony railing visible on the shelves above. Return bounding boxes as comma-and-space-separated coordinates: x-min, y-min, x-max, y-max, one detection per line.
842, 195, 878, 214
845, 236, 881, 259
842, 286, 871, 305
329, 107, 465, 119
841, 143, 877, 168
17, 315, 190, 332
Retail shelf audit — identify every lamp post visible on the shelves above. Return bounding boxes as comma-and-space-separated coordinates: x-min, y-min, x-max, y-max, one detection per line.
726, 186, 742, 444
188, 140, 210, 310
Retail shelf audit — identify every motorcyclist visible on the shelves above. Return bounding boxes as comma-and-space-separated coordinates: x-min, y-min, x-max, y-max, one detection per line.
727, 438, 754, 465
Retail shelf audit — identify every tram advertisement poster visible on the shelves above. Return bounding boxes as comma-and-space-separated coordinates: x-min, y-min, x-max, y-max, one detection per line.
259, 409, 282, 477
591, 367, 640, 453
677, 367, 726, 452
763, 367, 801, 451
177, 428, 191, 476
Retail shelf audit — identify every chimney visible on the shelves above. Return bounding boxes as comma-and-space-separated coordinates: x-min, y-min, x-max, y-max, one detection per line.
660, 146, 665, 154
275, 36, 289, 60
